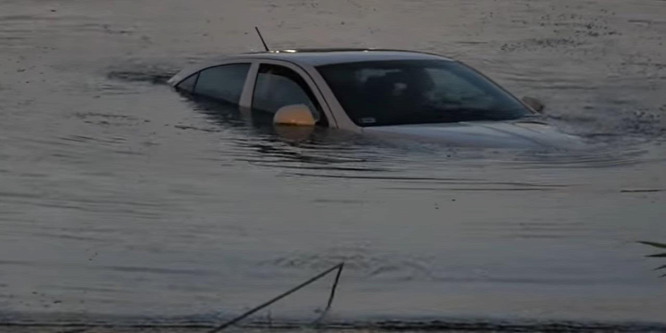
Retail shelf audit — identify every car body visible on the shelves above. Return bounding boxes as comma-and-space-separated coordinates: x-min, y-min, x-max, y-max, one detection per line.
168, 49, 581, 148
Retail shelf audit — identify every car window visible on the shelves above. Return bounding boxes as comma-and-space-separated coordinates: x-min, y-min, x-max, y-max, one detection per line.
252, 64, 326, 125
194, 63, 251, 104
424, 67, 494, 109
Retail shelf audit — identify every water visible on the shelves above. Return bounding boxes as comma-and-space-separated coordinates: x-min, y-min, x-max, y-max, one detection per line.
1, 0, 665, 331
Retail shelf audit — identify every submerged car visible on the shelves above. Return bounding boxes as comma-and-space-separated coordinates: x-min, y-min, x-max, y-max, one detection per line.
168, 48, 581, 148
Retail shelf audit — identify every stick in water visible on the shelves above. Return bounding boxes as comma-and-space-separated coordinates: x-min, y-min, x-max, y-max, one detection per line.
209, 262, 345, 332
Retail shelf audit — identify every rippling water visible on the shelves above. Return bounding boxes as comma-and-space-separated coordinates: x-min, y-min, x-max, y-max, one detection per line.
1, 0, 665, 331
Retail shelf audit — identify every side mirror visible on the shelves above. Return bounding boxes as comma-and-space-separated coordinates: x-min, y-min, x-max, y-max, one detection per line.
273, 104, 316, 126
522, 96, 545, 113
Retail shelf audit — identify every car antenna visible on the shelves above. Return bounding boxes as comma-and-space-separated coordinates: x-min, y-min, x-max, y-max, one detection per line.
254, 26, 270, 52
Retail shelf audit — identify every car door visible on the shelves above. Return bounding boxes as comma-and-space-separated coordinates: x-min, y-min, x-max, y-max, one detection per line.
247, 61, 335, 127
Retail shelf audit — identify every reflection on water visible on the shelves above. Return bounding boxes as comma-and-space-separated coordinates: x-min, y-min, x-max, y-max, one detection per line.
1, 0, 666, 330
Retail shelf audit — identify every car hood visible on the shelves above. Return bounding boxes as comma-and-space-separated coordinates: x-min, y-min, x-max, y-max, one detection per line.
362, 120, 583, 149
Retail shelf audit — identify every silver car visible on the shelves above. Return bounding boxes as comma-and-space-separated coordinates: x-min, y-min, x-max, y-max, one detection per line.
168, 48, 581, 148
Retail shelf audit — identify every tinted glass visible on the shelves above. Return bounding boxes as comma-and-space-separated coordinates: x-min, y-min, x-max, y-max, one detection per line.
176, 73, 198, 93
252, 64, 325, 124
317, 60, 530, 126
195, 63, 250, 104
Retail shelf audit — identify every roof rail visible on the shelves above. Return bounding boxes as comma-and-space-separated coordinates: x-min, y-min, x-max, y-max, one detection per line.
246, 48, 442, 56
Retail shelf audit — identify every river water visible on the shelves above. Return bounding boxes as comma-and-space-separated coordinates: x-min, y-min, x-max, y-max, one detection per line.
1, 0, 665, 330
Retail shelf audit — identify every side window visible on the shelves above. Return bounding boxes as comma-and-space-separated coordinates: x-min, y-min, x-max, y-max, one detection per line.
252, 64, 326, 125
194, 63, 250, 104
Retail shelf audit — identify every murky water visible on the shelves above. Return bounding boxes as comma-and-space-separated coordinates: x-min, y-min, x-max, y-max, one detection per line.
1, 0, 666, 330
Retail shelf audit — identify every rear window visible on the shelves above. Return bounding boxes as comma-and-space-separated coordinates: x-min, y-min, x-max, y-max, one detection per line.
194, 63, 251, 104
176, 73, 198, 92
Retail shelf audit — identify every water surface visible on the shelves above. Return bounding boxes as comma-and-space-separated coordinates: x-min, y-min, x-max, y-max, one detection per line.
1, 0, 665, 330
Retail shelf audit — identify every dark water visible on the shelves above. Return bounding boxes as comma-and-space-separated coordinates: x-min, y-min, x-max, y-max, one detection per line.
1, 0, 666, 331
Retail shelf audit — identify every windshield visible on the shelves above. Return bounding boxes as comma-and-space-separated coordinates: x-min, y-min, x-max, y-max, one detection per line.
317, 60, 531, 127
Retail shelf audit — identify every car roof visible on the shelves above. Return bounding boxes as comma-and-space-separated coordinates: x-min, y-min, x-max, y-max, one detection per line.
227, 48, 454, 66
